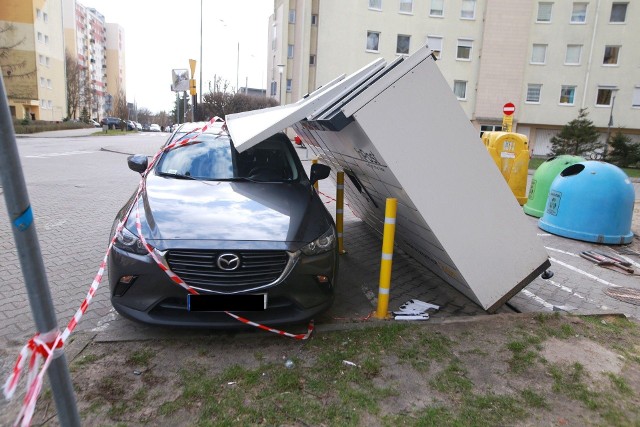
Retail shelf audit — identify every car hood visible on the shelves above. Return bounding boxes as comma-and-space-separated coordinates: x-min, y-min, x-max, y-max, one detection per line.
128, 174, 332, 247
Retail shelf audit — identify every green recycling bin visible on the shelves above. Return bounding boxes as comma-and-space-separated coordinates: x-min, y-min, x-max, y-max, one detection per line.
523, 155, 585, 217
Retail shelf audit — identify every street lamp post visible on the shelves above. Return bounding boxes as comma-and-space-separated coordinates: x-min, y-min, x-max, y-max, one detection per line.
603, 90, 618, 161
277, 64, 285, 105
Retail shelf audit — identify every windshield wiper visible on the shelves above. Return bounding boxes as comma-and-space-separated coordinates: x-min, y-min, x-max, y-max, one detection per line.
157, 171, 197, 180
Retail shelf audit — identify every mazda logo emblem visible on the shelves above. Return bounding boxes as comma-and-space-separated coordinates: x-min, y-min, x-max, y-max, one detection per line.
217, 253, 240, 271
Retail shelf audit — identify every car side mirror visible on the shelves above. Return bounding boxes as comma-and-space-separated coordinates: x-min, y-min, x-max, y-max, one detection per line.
310, 163, 331, 186
127, 154, 148, 174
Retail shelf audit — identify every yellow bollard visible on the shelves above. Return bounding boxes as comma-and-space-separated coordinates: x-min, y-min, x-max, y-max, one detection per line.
336, 171, 346, 254
312, 158, 319, 190
375, 198, 397, 319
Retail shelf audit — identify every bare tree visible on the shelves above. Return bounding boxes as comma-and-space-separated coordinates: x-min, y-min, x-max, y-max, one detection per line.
65, 51, 81, 119
137, 107, 153, 125
0, 23, 37, 100
112, 89, 128, 119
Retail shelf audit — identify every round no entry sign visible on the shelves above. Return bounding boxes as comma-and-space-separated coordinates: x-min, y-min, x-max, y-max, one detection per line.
503, 102, 515, 116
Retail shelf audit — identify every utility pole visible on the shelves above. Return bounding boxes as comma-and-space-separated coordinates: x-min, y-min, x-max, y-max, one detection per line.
603, 91, 617, 161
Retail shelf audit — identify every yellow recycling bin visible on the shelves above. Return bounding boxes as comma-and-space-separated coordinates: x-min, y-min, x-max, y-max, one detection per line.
482, 131, 530, 205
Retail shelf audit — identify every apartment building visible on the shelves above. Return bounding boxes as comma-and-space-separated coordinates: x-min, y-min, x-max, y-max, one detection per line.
268, 0, 640, 154
1, 0, 66, 121
62, 0, 125, 120
105, 23, 125, 100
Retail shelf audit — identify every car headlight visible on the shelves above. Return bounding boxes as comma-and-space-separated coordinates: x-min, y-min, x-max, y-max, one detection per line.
301, 228, 336, 256
113, 226, 149, 255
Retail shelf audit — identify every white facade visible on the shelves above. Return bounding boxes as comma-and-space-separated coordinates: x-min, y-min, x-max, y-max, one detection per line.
269, 0, 640, 154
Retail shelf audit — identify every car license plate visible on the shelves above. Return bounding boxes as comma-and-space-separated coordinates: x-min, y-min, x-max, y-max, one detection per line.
187, 294, 267, 312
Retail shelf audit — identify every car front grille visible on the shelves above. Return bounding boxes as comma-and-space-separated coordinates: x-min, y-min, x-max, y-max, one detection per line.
165, 249, 289, 291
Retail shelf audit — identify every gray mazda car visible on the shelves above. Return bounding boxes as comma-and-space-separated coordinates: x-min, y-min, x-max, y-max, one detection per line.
108, 127, 338, 327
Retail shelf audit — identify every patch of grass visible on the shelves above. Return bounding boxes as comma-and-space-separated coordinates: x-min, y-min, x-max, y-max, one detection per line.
73, 353, 103, 367
158, 399, 183, 416
126, 348, 155, 366
550, 363, 599, 410
107, 402, 129, 418
520, 388, 549, 409
459, 393, 526, 425
506, 339, 540, 373
398, 330, 454, 371
607, 373, 633, 395
431, 361, 473, 394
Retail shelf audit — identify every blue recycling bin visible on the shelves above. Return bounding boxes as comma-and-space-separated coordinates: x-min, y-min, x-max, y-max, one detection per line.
538, 161, 635, 244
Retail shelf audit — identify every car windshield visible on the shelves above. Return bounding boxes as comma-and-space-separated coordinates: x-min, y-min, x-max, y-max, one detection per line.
155, 134, 298, 182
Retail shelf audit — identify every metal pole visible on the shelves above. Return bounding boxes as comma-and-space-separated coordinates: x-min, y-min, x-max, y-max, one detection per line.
375, 198, 397, 319
199, 0, 203, 104
603, 94, 616, 161
183, 91, 187, 123
0, 78, 80, 425
336, 171, 346, 254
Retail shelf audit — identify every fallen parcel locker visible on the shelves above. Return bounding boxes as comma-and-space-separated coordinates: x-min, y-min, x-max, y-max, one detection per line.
226, 46, 550, 312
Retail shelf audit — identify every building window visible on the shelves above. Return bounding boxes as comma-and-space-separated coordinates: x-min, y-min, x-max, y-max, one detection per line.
480, 125, 502, 137
287, 44, 294, 59
596, 87, 616, 106
610, 3, 627, 23
47, 79, 51, 89
286, 79, 292, 93
47, 100, 52, 109
399, 0, 413, 13
396, 34, 410, 55
40, 77, 46, 87
453, 80, 467, 99
565, 44, 582, 65
531, 44, 547, 64
37, 32, 43, 42
309, 55, 316, 65
288, 9, 296, 23
537, 2, 553, 22
427, 36, 443, 59
526, 84, 542, 103
40, 99, 46, 109
270, 80, 277, 97
603, 46, 620, 65
36, 9, 42, 19
44, 35, 49, 45
43, 12, 48, 23
460, 0, 476, 19
456, 39, 472, 60
366, 31, 380, 52
430, 0, 444, 16
369, 0, 382, 10
560, 85, 576, 105
571, 3, 587, 23
311, 14, 318, 25
38, 55, 45, 65
271, 25, 277, 50
633, 87, 640, 107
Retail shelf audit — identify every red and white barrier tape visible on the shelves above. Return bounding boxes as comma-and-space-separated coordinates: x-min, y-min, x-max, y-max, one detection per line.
4, 115, 312, 426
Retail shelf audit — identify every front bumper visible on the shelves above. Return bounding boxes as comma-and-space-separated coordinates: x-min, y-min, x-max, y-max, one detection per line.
108, 245, 338, 328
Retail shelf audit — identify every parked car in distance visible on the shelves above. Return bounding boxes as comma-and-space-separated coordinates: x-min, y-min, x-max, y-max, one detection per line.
134, 122, 142, 131
90, 119, 101, 127
108, 126, 337, 327
165, 122, 208, 146
126, 120, 136, 131
142, 123, 151, 131
100, 117, 123, 130
149, 124, 161, 132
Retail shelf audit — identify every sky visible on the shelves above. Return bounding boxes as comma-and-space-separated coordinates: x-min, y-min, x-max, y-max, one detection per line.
84, 0, 274, 113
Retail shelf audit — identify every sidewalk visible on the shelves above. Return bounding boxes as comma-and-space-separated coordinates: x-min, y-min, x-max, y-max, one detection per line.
15, 127, 101, 138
